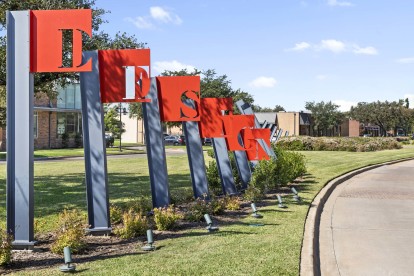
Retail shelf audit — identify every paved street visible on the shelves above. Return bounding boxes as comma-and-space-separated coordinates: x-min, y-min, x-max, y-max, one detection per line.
319, 159, 414, 276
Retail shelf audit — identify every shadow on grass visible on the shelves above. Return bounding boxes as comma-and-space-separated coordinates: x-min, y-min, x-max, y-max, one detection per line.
0, 172, 192, 220
4, 251, 144, 272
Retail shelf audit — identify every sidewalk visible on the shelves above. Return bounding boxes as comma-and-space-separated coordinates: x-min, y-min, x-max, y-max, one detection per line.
319, 159, 414, 276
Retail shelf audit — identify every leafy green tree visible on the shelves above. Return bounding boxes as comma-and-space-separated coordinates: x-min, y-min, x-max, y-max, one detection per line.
0, 0, 146, 126
104, 106, 124, 138
350, 100, 414, 135
252, 104, 285, 112
305, 101, 344, 136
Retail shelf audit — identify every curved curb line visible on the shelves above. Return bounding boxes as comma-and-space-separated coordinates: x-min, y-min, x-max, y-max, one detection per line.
299, 157, 414, 276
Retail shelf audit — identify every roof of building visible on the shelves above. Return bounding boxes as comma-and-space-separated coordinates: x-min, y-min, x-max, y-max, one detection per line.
255, 112, 277, 124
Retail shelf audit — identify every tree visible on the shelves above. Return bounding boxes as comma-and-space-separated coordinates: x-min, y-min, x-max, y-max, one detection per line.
252, 104, 285, 112
305, 101, 344, 136
0, 0, 146, 126
350, 100, 414, 136
104, 105, 124, 138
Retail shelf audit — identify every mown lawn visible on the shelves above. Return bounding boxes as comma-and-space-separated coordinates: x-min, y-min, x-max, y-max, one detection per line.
1, 146, 414, 275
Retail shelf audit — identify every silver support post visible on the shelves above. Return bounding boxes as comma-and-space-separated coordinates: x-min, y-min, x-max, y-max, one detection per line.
6, 10, 36, 249
182, 99, 209, 199
212, 138, 238, 195
80, 51, 111, 235
142, 78, 170, 207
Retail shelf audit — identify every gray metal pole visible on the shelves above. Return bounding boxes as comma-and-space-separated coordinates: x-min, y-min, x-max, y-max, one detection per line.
212, 138, 238, 195
233, 135, 252, 190
80, 51, 111, 235
6, 10, 36, 249
182, 99, 209, 199
142, 78, 170, 207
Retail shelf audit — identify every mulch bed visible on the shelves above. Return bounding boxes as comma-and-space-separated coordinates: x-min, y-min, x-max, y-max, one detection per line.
0, 185, 301, 274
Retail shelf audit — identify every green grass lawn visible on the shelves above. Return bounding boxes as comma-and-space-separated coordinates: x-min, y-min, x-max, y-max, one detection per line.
2, 146, 414, 275
0, 147, 145, 160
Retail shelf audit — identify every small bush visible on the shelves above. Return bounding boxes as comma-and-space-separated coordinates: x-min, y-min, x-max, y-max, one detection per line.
209, 197, 226, 215
185, 198, 211, 222
126, 197, 152, 216
0, 230, 12, 266
224, 196, 241, 210
74, 133, 83, 148
206, 160, 222, 196
110, 204, 123, 225
170, 190, 194, 205
243, 185, 264, 202
250, 147, 307, 193
51, 209, 87, 255
153, 206, 182, 231
115, 209, 148, 239
61, 132, 69, 148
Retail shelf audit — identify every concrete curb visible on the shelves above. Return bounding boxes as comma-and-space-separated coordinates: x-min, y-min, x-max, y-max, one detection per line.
299, 157, 414, 276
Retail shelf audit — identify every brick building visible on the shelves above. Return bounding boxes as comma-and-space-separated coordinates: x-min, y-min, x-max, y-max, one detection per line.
275, 111, 360, 137
0, 83, 83, 150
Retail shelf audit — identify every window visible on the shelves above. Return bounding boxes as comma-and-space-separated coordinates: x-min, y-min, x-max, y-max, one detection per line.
57, 112, 82, 137
57, 83, 81, 110
34, 112, 38, 138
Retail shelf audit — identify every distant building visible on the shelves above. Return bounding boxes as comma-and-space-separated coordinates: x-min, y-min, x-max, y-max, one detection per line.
275, 111, 360, 137
276, 111, 312, 136
0, 83, 83, 150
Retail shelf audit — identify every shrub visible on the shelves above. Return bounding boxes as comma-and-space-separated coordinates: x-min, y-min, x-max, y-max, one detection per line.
209, 197, 226, 215
276, 136, 402, 152
74, 133, 83, 148
224, 196, 241, 210
170, 190, 194, 205
110, 204, 123, 224
185, 198, 211, 222
206, 159, 222, 196
250, 147, 307, 193
61, 132, 69, 148
0, 230, 12, 266
51, 209, 87, 254
243, 185, 264, 202
126, 197, 152, 216
114, 209, 148, 239
153, 206, 182, 231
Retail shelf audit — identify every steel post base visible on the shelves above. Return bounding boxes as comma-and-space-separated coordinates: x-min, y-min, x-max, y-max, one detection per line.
85, 227, 112, 236
12, 240, 37, 250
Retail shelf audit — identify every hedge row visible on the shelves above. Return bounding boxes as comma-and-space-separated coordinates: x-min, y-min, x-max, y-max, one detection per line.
275, 136, 402, 152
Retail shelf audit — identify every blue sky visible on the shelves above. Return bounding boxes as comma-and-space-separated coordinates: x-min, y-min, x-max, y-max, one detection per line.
97, 0, 414, 111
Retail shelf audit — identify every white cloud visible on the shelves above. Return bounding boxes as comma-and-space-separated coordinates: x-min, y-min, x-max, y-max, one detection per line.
353, 46, 378, 55
316, 74, 328, 81
289, 40, 378, 56
333, 100, 357, 112
404, 94, 414, 106
125, 6, 182, 30
249, 77, 277, 88
124, 16, 154, 29
327, 0, 354, 7
153, 60, 196, 74
396, 57, 414, 64
150, 6, 182, 25
319, 39, 346, 53
289, 42, 311, 51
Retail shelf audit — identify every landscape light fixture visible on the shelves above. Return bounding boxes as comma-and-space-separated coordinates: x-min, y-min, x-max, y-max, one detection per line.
59, 246, 76, 272
250, 203, 263, 218
204, 214, 219, 232
277, 194, 287, 208
291, 187, 301, 202
141, 229, 156, 251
